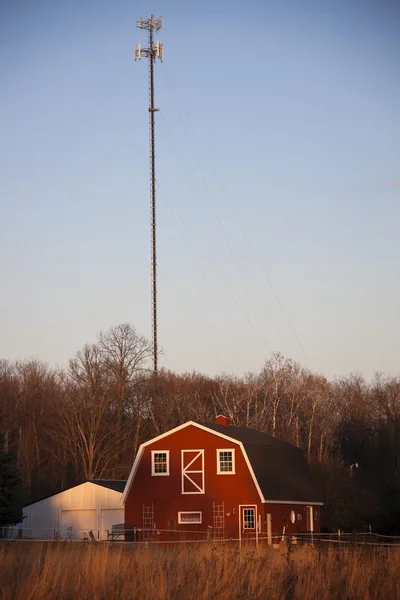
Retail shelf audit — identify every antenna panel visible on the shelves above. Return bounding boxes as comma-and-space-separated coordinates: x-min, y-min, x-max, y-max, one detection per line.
134, 43, 141, 61
156, 41, 163, 62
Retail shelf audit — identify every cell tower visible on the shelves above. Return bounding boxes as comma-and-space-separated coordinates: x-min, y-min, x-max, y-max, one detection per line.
134, 16, 164, 373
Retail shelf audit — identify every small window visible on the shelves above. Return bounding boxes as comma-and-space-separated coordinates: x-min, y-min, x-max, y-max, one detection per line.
151, 450, 169, 476
178, 511, 202, 524
243, 508, 255, 529
217, 449, 235, 474
167, 520, 176, 532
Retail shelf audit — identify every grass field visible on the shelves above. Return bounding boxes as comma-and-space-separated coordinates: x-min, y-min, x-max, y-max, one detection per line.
1, 541, 400, 599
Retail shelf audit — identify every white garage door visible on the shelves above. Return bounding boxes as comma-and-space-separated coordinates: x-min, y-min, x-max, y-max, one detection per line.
99, 508, 124, 540
60, 509, 98, 540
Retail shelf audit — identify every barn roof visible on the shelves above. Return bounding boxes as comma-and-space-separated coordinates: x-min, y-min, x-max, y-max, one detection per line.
89, 480, 127, 493
205, 424, 323, 503
23, 479, 126, 508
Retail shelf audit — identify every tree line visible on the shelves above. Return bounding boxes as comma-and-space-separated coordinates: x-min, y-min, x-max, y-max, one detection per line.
1, 323, 399, 533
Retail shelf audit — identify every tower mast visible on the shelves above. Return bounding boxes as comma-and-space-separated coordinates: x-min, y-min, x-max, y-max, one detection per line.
135, 16, 163, 373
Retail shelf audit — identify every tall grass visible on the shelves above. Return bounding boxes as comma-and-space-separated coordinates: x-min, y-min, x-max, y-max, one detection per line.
1, 542, 400, 600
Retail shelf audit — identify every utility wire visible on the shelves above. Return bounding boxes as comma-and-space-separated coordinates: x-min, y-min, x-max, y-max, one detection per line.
160, 64, 311, 367
157, 182, 251, 365
159, 79, 273, 355
158, 112, 272, 357
159, 109, 272, 356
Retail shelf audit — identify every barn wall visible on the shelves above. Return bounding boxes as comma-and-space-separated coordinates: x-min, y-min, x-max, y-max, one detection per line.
264, 503, 321, 543
22, 483, 123, 540
125, 424, 263, 540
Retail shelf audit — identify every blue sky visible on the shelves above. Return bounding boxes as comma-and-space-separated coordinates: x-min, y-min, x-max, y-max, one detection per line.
1, 0, 399, 379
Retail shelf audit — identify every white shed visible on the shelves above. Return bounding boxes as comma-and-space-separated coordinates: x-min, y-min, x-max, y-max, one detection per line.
21, 480, 126, 540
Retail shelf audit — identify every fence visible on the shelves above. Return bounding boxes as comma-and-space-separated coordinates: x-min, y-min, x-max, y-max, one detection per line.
2, 526, 400, 548
1, 526, 216, 543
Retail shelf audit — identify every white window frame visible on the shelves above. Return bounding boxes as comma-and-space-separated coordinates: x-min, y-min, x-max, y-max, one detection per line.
181, 449, 205, 494
151, 450, 170, 476
242, 507, 256, 529
178, 511, 202, 525
217, 449, 235, 474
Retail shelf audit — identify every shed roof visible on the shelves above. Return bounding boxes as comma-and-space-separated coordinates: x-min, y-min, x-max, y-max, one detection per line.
205, 424, 323, 503
24, 479, 127, 508
88, 480, 127, 493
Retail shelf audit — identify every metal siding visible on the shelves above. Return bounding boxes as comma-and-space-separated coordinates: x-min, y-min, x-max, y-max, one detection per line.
60, 509, 98, 540
22, 482, 123, 539
99, 508, 125, 540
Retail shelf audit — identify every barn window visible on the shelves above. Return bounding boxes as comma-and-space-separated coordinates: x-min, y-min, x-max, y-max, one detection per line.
178, 511, 202, 524
243, 508, 255, 529
168, 520, 176, 531
217, 449, 235, 474
151, 450, 170, 476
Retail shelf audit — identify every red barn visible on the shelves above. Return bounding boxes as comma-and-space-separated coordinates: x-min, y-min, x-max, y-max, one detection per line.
122, 416, 323, 544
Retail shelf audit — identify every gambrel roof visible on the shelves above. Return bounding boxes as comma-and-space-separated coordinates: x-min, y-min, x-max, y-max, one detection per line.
205, 424, 323, 504
121, 421, 323, 505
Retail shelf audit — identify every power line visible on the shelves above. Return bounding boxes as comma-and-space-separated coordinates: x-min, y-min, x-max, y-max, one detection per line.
158, 107, 273, 356
157, 113, 272, 357
160, 64, 311, 367
156, 182, 251, 366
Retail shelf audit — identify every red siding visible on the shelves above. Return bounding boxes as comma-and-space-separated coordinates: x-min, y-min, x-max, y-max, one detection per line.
263, 504, 321, 543
124, 424, 320, 541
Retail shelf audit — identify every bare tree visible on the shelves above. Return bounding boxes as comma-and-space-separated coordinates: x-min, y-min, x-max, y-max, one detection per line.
98, 324, 152, 464
52, 344, 117, 480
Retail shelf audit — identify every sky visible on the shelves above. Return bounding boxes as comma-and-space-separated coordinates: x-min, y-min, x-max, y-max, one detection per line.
0, 0, 399, 380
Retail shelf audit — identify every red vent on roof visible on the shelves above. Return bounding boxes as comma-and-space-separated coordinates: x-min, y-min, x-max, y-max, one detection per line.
215, 415, 231, 427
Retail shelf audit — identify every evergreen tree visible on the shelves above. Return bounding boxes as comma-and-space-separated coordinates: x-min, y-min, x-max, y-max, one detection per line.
0, 428, 23, 536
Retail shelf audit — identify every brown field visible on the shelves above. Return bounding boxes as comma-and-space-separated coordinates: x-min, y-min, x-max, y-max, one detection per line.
1, 541, 400, 600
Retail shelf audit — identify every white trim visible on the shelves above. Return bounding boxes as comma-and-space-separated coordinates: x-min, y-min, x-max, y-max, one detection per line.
238, 504, 258, 547
266, 513, 272, 545
178, 511, 202, 524
120, 446, 144, 504
307, 506, 314, 532
121, 421, 265, 504
181, 449, 205, 494
60, 508, 98, 513
217, 449, 235, 474
263, 500, 323, 506
242, 508, 256, 529
151, 450, 170, 476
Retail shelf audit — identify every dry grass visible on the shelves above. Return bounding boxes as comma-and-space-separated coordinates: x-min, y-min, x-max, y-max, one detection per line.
1, 541, 400, 600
